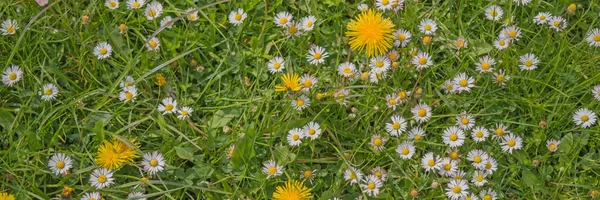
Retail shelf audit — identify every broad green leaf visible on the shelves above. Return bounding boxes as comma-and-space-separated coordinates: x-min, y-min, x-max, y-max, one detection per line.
174, 147, 195, 161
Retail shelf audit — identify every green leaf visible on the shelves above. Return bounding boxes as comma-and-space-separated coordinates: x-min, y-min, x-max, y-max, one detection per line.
94, 121, 105, 143
0, 109, 14, 129
521, 168, 541, 187
210, 110, 235, 129
174, 147, 195, 161
274, 146, 297, 166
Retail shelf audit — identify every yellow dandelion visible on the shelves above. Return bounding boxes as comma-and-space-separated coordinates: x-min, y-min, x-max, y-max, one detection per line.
95, 138, 139, 169
155, 74, 167, 87
273, 180, 312, 200
275, 73, 301, 92
61, 186, 74, 196
0, 193, 15, 200
346, 9, 395, 57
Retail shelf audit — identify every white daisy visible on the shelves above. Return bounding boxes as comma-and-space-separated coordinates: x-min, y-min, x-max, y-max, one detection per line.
267, 56, 285, 74
344, 167, 363, 185
493, 37, 510, 50
547, 139, 560, 152
300, 169, 317, 183
89, 168, 114, 189
467, 149, 489, 169
376, 0, 393, 11
284, 21, 302, 37
369, 70, 387, 84
274, 11, 293, 27
443, 80, 457, 94
500, 25, 521, 41
484, 5, 503, 21
2, 64, 23, 87
471, 126, 489, 142
185, 8, 198, 21
300, 15, 317, 31
479, 188, 497, 200
157, 97, 178, 114
592, 85, 600, 101
453, 72, 475, 93
483, 157, 498, 174
160, 16, 174, 29
573, 108, 597, 128
228, 8, 247, 26
287, 128, 304, 146
438, 157, 458, 177
300, 74, 318, 91
533, 12, 552, 25
513, 0, 532, 6
500, 133, 523, 154
385, 94, 400, 110
455, 37, 468, 50
452, 169, 466, 181
419, 18, 438, 35
93, 42, 112, 60
493, 69, 510, 86
475, 55, 495, 73
334, 89, 350, 106
387, 50, 400, 61
144, 2, 163, 20
177, 106, 193, 120
303, 121, 321, 140
292, 95, 310, 111
105, 0, 119, 10
586, 28, 600, 47
442, 126, 465, 148
471, 170, 488, 187
358, 4, 369, 12
369, 56, 391, 73
119, 86, 137, 102
337, 62, 356, 77
370, 166, 387, 180
118, 76, 135, 88
48, 153, 72, 175
128, 192, 146, 200
548, 16, 567, 31
385, 115, 407, 136
1, 19, 18, 35
81, 192, 101, 200
445, 179, 469, 200
145, 37, 160, 51
141, 151, 165, 175
456, 111, 475, 130
41, 83, 59, 101
519, 53, 539, 70
421, 152, 441, 172
307, 45, 328, 65
360, 175, 383, 196
412, 51, 433, 70
391, 0, 404, 12
408, 127, 426, 141
493, 123, 510, 139
370, 134, 387, 151
396, 141, 415, 159
393, 29, 411, 47
262, 160, 283, 179
126, 0, 144, 9
412, 103, 432, 123
396, 89, 411, 104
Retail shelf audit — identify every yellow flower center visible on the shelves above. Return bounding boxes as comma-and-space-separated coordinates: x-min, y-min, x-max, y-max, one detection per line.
427, 159, 435, 166
373, 138, 383, 147
188, 14, 197, 20
303, 80, 312, 87
446, 84, 453, 90
568, 4, 576, 12
496, 74, 504, 82
7, 25, 14, 33
99, 48, 107, 55
98, 175, 107, 183
148, 10, 157, 17
418, 108, 426, 117
268, 167, 277, 175
594, 35, 600, 41
392, 122, 400, 130
461, 117, 469, 125
507, 139, 516, 147
453, 186, 461, 193
313, 52, 322, 59
414, 135, 421, 140
109, 1, 116, 7
303, 170, 312, 178
388, 98, 397, 105
484, 195, 492, 200
90, 198, 96, 200
474, 156, 481, 163
490, 10, 497, 17
279, 18, 288, 25
418, 57, 427, 65
553, 20, 561, 27
508, 30, 517, 38
540, 15, 546, 20
349, 172, 356, 179
376, 61, 384, 68
398, 91, 407, 99
45, 89, 53, 95
477, 175, 484, 182
401, 148, 409, 155
296, 99, 304, 106
273, 62, 280, 69
306, 21, 313, 27
9, 72, 17, 80
56, 161, 65, 169
499, 40, 506, 46
450, 152, 459, 159
424, 24, 432, 31
443, 163, 451, 170
368, 182, 376, 189
235, 13, 242, 21
389, 53, 398, 60
125, 91, 133, 99
549, 144, 556, 151
150, 159, 158, 166
125, 81, 133, 86
165, 104, 173, 111
181, 110, 188, 116
505, 18, 511, 24
456, 40, 464, 47
459, 79, 468, 87
449, 133, 458, 141
455, 175, 462, 180
360, 72, 369, 80
316, 93, 323, 99
495, 128, 504, 136
133, 2, 140, 8
476, 131, 483, 138
374, 171, 382, 178
525, 60, 533, 67
481, 62, 490, 70
293, 134, 300, 141
343, 67, 351, 74
308, 128, 316, 135
423, 36, 432, 44
582, 115, 589, 121
376, 73, 382, 79
485, 162, 492, 169
288, 25, 298, 34
398, 34, 405, 40
150, 41, 158, 48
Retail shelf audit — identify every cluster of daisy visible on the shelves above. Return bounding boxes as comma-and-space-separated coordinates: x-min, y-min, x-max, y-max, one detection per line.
273, 11, 317, 37
286, 122, 322, 146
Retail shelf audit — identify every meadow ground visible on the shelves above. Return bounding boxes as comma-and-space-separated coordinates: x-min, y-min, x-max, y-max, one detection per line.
1, 0, 600, 199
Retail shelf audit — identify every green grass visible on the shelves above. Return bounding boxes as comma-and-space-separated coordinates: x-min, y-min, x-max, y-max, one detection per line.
1, 0, 600, 199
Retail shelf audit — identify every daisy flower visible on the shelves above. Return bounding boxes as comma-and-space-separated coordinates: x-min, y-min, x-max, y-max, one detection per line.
267, 57, 285, 74
408, 127, 426, 141
81, 192, 101, 200
513, 0, 532, 6
484, 5, 503, 21
471, 126, 489, 142
300, 74, 318, 91
438, 157, 458, 177
93, 42, 112, 60
360, 175, 383, 196
421, 152, 440, 172
387, 50, 400, 62
519, 53, 539, 70
455, 37, 467, 50
396, 89, 411, 103
41, 83, 59, 101
412, 103, 432, 123
177, 106, 193, 120
475, 55, 495, 73
1, 19, 18, 35
300, 15, 317, 31
90, 168, 114, 189
144, 2, 163, 20
119, 86, 137, 102
479, 189, 497, 200
334, 89, 350, 106
128, 192, 145, 200
586, 28, 600, 47
452, 169, 466, 182
376, 0, 393, 11
274, 11, 293, 27
500, 26, 521, 41
369, 70, 387, 83
185, 8, 198, 21
337, 62, 356, 77
157, 97, 178, 115
493, 37, 510, 50
126, 0, 144, 9
370, 166, 387, 180
344, 167, 363, 185
391, 0, 404, 12
385, 115, 407, 136
456, 111, 475, 130
262, 160, 283, 179
346, 9, 395, 57
442, 126, 465, 148
548, 16, 567, 31
493, 123, 510, 139
500, 133, 523, 154
467, 149, 489, 169
160, 16, 174, 29
48, 153, 72, 175
140, 151, 165, 175
533, 12, 552, 25
285, 21, 302, 37
358, 4, 369, 12
503, 16, 514, 27
292, 95, 310, 111
412, 51, 433, 70
303, 122, 321, 140
307, 45, 328, 65
419, 18, 437, 35
287, 128, 304, 146
592, 85, 600, 101
573, 108, 597, 128
226, 144, 235, 159
228, 8, 247, 26
119, 76, 135, 88
443, 80, 457, 94
393, 29, 411, 47
472, 170, 488, 187
105, 0, 119, 10
146, 37, 160, 51
301, 169, 317, 183
369, 56, 391, 73
483, 157, 498, 174
370, 134, 387, 151
385, 94, 400, 110
493, 69, 510, 86
547, 139, 560, 152
396, 141, 415, 159
2, 64, 22, 86
453, 72, 475, 93
445, 180, 469, 200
